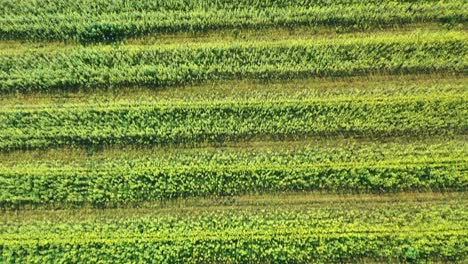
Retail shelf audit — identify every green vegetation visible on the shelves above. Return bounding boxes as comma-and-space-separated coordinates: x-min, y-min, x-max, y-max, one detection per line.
1, 31, 466, 92
1, 73, 464, 106
1, 0, 466, 42
1, 0, 466, 262
1, 137, 466, 207
0, 73, 466, 151
0, 96, 466, 150
1, 193, 466, 262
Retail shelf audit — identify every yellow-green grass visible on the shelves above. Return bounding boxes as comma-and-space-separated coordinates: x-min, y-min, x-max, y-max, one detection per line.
1, 24, 464, 51
0, 135, 466, 165
0, 73, 466, 109
1, 29, 465, 54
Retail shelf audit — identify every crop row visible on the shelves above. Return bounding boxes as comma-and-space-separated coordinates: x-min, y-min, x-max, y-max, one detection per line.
3, 193, 465, 235
2, 232, 465, 263
1, 33, 466, 92
1, 0, 465, 42
1, 162, 466, 207
3, 233, 466, 263
3, 0, 457, 14
1, 193, 466, 262
3, 193, 465, 233
1, 73, 465, 109
2, 136, 464, 167
1, 136, 466, 207
0, 97, 466, 150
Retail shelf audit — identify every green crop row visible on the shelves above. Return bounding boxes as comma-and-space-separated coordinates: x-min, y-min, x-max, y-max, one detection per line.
1, 33, 466, 92
2, 193, 465, 236
1, 193, 466, 262
2, 136, 464, 167
0, 96, 466, 150
1, 74, 466, 108
1, 137, 465, 207
1, 162, 466, 208
2, 0, 454, 14
3, 233, 466, 263
1, 0, 465, 42
1, 136, 466, 207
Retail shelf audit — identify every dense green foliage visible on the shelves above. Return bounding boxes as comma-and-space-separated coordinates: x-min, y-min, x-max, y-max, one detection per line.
1, 0, 466, 42
1, 0, 467, 262
1, 32, 466, 92
1, 138, 466, 207
0, 96, 465, 150
1, 194, 466, 263
3, 232, 466, 263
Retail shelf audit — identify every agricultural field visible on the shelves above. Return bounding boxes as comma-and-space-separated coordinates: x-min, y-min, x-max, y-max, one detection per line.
0, 0, 467, 263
